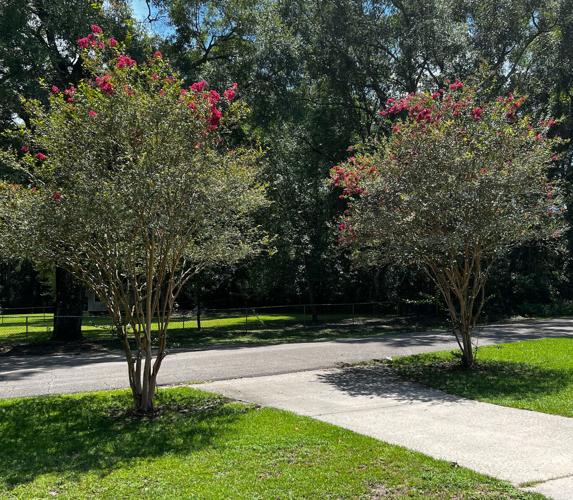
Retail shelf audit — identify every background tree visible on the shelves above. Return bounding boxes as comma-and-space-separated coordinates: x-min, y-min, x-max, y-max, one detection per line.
2, 0, 573, 321
0, 27, 268, 413
331, 83, 566, 368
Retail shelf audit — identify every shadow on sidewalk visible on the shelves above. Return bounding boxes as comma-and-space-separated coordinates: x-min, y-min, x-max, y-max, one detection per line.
317, 365, 464, 405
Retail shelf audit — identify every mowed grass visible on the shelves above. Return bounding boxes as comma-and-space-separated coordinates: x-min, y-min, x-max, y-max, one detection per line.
0, 312, 319, 347
0, 387, 539, 499
0, 311, 434, 350
389, 337, 573, 417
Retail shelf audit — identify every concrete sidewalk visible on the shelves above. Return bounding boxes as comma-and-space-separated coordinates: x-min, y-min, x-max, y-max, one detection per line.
201, 365, 573, 499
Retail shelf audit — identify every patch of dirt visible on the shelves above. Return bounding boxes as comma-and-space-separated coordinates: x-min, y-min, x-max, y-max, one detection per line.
369, 483, 413, 498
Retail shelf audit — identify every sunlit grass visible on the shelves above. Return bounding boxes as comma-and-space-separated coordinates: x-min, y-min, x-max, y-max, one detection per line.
0, 387, 539, 499
0, 311, 435, 349
389, 337, 573, 417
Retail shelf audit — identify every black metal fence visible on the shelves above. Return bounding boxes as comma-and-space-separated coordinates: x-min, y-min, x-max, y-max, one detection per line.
0, 301, 441, 345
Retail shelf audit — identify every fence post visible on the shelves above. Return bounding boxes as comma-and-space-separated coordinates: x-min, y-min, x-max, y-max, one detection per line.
26, 316, 29, 338
245, 309, 248, 334
352, 303, 355, 326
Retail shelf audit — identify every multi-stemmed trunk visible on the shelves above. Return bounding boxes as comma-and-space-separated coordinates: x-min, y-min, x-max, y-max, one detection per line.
428, 247, 488, 370
119, 317, 168, 416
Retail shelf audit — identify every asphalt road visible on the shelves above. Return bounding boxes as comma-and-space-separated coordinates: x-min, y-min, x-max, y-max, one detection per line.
1, 317, 572, 399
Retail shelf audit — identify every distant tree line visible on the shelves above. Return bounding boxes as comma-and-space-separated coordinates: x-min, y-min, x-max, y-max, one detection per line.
1, 0, 573, 318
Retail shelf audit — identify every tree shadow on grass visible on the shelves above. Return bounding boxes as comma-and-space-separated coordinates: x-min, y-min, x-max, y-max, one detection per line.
165, 322, 401, 347
390, 355, 571, 402
0, 388, 248, 489
318, 357, 569, 406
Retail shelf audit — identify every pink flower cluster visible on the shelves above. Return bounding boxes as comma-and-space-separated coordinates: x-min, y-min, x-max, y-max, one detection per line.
64, 85, 76, 103
208, 89, 221, 105
336, 220, 356, 243
224, 82, 238, 101
379, 95, 413, 117
183, 81, 240, 130
190, 80, 206, 92
95, 74, 113, 95
449, 79, 463, 91
209, 107, 223, 129
116, 54, 136, 69
415, 107, 432, 122
377, 81, 510, 127
330, 156, 378, 199
77, 25, 118, 51
50, 84, 76, 103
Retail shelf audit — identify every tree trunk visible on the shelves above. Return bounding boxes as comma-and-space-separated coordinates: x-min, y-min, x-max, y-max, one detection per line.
195, 287, 201, 331
132, 377, 157, 415
51, 267, 84, 341
460, 323, 475, 369
429, 256, 487, 371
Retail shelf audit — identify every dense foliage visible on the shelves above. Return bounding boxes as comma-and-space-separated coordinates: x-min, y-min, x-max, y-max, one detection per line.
0, 26, 267, 412
1, 0, 573, 317
331, 83, 565, 366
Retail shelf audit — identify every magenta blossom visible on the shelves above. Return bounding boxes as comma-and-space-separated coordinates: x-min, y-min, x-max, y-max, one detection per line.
95, 74, 113, 95
116, 54, 136, 69
190, 80, 207, 92
208, 89, 221, 105
449, 79, 464, 91
209, 107, 222, 128
224, 86, 236, 101
91, 24, 103, 34
35, 153, 47, 161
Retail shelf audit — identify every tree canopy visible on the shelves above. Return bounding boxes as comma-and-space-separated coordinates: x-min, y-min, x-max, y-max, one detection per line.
0, 25, 268, 412
331, 82, 566, 366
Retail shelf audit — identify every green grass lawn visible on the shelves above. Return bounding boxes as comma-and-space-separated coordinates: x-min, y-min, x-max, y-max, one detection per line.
389, 337, 573, 418
0, 311, 438, 351
0, 387, 539, 499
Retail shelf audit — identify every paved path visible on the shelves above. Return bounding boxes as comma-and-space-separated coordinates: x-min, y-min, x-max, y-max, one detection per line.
202, 366, 573, 499
1, 318, 572, 398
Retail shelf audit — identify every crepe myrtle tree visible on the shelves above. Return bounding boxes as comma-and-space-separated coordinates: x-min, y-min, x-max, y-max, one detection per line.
331, 82, 566, 369
0, 25, 268, 414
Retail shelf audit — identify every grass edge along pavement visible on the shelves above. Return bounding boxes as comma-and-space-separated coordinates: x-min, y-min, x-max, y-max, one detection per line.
387, 337, 573, 418
0, 387, 540, 499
